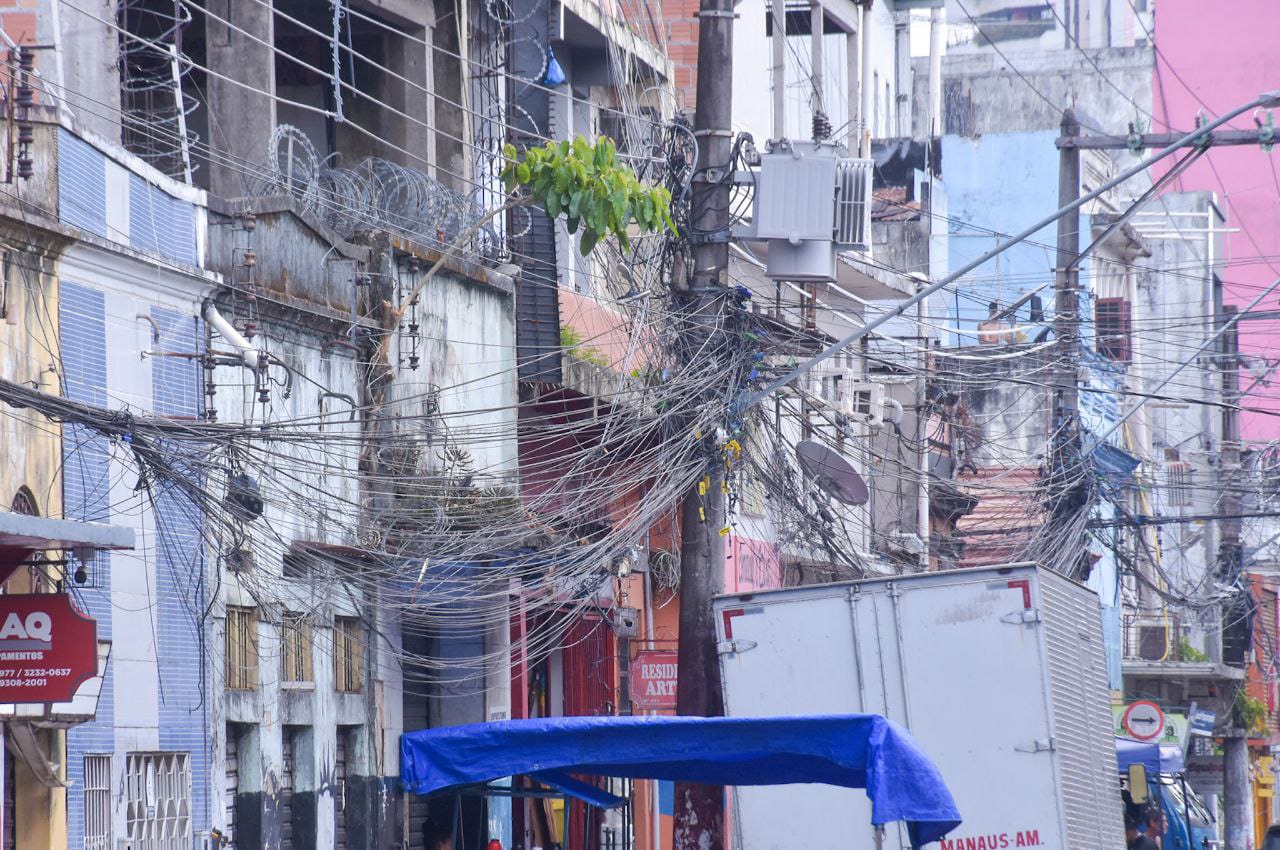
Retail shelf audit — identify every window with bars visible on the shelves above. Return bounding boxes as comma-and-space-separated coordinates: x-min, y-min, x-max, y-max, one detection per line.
84, 754, 112, 850
1095, 297, 1132, 362
1166, 461, 1194, 508
225, 607, 258, 691
333, 617, 364, 693
124, 752, 191, 850
280, 612, 313, 684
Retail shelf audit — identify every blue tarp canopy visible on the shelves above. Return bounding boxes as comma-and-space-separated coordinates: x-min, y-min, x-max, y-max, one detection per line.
400, 714, 961, 846
1115, 737, 1185, 775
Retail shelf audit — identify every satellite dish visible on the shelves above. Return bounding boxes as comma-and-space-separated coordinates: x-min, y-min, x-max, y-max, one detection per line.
796, 440, 869, 506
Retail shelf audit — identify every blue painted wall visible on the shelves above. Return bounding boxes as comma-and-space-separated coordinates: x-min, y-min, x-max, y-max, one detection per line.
942, 130, 1094, 344
60, 285, 211, 848
150, 306, 211, 841
60, 280, 114, 850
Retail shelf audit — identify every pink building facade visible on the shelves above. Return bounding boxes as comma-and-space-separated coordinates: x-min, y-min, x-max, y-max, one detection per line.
1153, 0, 1280, 443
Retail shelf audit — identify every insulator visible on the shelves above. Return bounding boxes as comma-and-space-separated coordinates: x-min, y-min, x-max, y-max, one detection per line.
812, 111, 833, 142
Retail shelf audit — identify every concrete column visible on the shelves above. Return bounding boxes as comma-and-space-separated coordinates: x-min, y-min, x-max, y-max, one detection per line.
928, 7, 944, 136
204, 0, 277, 198
51, 0, 122, 142
379, 26, 434, 170
893, 10, 911, 138
1224, 733, 1251, 850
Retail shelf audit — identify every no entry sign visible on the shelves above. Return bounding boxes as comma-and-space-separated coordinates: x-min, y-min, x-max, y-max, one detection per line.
630, 650, 678, 711
0, 594, 98, 704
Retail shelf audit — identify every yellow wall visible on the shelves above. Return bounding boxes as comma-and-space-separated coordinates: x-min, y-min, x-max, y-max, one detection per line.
0, 236, 68, 850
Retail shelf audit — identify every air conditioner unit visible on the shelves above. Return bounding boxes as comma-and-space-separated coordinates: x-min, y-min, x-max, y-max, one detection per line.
886, 532, 925, 556
742, 140, 874, 282
841, 382, 885, 425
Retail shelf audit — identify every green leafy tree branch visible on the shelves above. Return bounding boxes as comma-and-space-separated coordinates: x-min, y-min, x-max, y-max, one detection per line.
501, 136, 676, 255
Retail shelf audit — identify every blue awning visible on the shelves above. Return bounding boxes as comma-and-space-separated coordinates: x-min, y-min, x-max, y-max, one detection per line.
401, 714, 962, 846
1115, 737, 1185, 775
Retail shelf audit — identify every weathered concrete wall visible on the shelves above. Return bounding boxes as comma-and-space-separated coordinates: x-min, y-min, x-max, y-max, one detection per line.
912, 46, 1154, 138
48, 0, 123, 144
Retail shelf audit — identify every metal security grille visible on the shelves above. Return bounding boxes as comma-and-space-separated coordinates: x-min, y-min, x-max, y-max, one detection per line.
1166, 461, 1194, 508
224, 729, 238, 843
124, 753, 191, 850
281, 730, 295, 850
225, 607, 259, 690
333, 617, 364, 693
3, 747, 13, 850
83, 755, 112, 850
334, 730, 349, 850
281, 613, 314, 683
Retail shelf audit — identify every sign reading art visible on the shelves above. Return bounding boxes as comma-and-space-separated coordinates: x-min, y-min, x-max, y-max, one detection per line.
0, 594, 97, 703
630, 650, 678, 711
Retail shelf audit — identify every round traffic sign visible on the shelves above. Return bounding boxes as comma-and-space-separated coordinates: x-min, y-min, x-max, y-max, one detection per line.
1123, 700, 1166, 741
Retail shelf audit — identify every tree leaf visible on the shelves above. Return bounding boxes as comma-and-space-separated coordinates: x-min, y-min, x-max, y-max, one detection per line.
617, 227, 630, 252
566, 213, 580, 234
515, 162, 531, 184
580, 228, 600, 255
611, 190, 627, 222
546, 192, 563, 218
569, 189, 584, 218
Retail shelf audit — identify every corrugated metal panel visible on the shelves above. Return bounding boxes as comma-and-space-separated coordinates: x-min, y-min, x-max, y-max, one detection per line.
509, 0, 561, 384
58, 129, 108, 238
130, 175, 197, 266
1038, 570, 1125, 850
225, 730, 238, 843
833, 158, 873, 249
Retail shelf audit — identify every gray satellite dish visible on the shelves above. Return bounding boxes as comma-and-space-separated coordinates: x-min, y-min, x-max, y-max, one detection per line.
796, 440, 869, 506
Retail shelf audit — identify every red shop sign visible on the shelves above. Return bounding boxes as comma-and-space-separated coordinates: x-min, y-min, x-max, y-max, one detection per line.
630, 650, 678, 711
0, 594, 97, 704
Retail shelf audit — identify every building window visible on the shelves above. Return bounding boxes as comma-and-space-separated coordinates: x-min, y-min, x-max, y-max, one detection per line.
1166, 461, 1194, 508
10, 487, 37, 516
124, 753, 191, 848
280, 612, 313, 684
225, 606, 258, 690
84, 754, 112, 850
1095, 297, 1132, 362
333, 617, 364, 693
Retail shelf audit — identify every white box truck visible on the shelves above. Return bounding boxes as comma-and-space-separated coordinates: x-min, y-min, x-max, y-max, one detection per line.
714, 563, 1124, 850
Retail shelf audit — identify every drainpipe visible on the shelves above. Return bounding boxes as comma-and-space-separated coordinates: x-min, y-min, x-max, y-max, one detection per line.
928, 6, 945, 137
203, 302, 263, 371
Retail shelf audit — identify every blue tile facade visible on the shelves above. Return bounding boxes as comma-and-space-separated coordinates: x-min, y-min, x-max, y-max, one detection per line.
150, 306, 211, 842
130, 176, 198, 267
60, 281, 115, 850
61, 286, 213, 849
57, 130, 108, 239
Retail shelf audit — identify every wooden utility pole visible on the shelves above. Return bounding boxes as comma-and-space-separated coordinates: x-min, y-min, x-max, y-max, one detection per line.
673, 0, 734, 845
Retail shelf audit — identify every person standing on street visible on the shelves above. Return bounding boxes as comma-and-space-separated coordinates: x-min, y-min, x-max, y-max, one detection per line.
1127, 809, 1160, 850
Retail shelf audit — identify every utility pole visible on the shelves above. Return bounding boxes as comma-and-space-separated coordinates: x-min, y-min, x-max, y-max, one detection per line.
1048, 109, 1083, 562
673, 0, 734, 846
1219, 296, 1250, 850
1053, 109, 1081, 431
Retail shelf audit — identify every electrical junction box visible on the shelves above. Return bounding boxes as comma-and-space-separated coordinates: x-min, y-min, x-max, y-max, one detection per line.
736, 139, 874, 281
